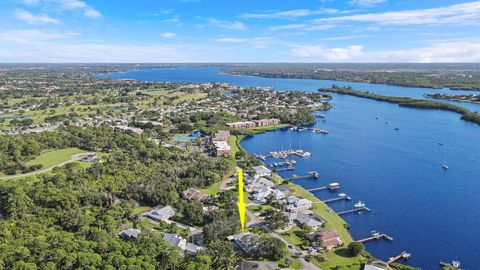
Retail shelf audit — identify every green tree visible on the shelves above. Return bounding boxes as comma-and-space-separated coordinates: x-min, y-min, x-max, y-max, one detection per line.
347, 241, 364, 256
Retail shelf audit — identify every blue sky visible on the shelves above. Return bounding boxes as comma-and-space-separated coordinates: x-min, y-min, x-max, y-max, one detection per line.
1, 0, 479, 62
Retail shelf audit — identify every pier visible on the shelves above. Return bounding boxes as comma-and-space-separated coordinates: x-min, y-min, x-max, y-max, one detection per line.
388, 251, 411, 264
336, 206, 370, 215
307, 182, 341, 192
266, 160, 296, 167
287, 171, 319, 181
275, 165, 295, 171
357, 231, 393, 243
323, 195, 352, 203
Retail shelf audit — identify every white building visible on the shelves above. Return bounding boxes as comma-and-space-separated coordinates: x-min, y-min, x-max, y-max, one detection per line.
163, 233, 204, 255
284, 196, 313, 212
252, 166, 272, 178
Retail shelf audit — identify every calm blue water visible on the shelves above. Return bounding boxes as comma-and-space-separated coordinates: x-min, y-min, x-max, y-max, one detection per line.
100, 67, 480, 269
98, 67, 480, 112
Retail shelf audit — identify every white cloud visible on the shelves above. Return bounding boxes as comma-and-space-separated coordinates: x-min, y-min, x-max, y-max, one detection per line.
0, 29, 193, 62
241, 8, 341, 19
20, 0, 102, 18
268, 23, 334, 31
161, 32, 176, 38
289, 41, 480, 62
290, 44, 364, 61
15, 9, 59, 24
216, 38, 246, 43
313, 1, 480, 25
206, 18, 246, 30
348, 0, 387, 7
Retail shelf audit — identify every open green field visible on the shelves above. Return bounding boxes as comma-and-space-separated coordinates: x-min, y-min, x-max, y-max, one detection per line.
26, 148, 89, 169
246, 124, 289, 134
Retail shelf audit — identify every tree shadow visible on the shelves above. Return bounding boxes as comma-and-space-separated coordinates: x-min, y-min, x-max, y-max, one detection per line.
334, 248, 354, 258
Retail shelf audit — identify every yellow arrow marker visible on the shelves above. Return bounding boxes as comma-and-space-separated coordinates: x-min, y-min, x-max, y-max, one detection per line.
237, 168, 246, 232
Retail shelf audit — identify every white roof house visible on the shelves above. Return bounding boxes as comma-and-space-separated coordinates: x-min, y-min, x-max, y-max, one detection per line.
163, 233, 204, 255
251, 187, 285, 203
143, 205, 176, 222
252, 166, 272, 178
246, 177, 275, 192
284, 196, 313, 212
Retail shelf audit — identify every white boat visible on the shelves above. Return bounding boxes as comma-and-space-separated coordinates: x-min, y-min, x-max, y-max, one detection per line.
300, 151, 311, 157
338, 193, 347, 198
442, 164, 449, 170
354, 201, 365, 208
452, 261, 461, 268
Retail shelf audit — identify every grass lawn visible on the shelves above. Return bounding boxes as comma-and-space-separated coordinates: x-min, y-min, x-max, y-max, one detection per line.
248, 204, 273, 213
132, 206, 151, 216
280, 226, 305, 249
26, 148, 89, 169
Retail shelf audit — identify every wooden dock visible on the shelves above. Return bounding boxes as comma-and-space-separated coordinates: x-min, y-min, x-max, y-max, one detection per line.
276, 165, 295, 171
287, 171, 319, 181
267, 160, 295, 167
336, 206, 370, 215
323, 196, 351, 203
388, 251, 411, 264
357, 232, 393, 243
307, 186, 328, 192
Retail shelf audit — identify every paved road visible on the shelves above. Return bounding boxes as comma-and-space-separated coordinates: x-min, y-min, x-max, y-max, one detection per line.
0, 152, 94, 180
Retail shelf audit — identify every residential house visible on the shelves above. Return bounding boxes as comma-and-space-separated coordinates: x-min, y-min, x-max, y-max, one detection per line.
143, 205, 176, 222
246, 177, 275, 192
288, 211, 325, 230
119, 228, 141, 240
251, 187, 285, 204
163, 233, 187, 250
182, 188, 209, 202
252, 165, 271, 178
284, 196, 313, 212
227, 233, 261, 253
308, 229, 343, 250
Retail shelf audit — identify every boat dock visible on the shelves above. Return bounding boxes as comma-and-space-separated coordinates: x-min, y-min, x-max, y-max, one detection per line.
255, 149, 311, 160
276, 165, 295, 171
323, 195, 352, 203
388, 251, 411, 264
287, 171, 319, 181
357, 231, 393, 243
267, 160, 296, 167
336, 206, 370, 215
307, 182, 341, 192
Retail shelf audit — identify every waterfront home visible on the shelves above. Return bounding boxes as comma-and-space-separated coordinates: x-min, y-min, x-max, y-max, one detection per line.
226, 121, 256, 129
308, 229, 343, 250
213, 141, 231, 157
288, 211, 325, 230
364, 261, 391, 270
143, 205, 176, 222
252, 165, 272, 178
118, 228, 141, 240
252, 118, 281, 127
245, 177, 275, 192
182, 188, 209, 202
283, 196, 313, 212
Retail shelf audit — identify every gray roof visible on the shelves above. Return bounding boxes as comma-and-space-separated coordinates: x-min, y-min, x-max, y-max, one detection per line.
163, 233, 185, 248
119, 228, 141, 239
144, 205, 176, 221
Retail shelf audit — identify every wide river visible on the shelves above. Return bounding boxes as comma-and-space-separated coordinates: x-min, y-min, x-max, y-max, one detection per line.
99, 67, 480, 269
